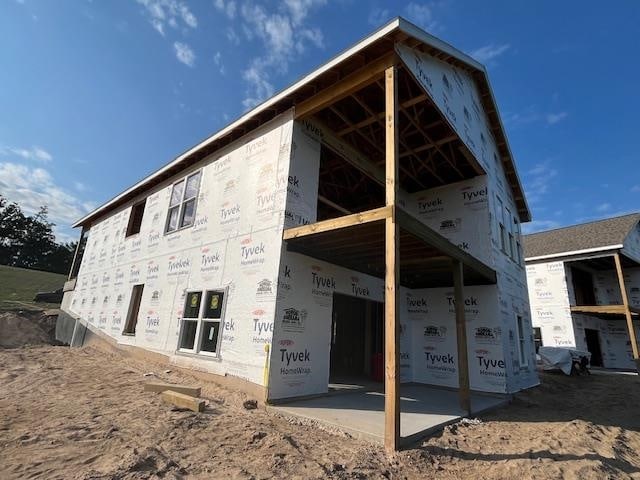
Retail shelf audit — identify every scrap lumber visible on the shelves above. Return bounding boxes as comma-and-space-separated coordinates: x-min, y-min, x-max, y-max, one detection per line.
144, 382, 201, 397
160, 390, 205, 412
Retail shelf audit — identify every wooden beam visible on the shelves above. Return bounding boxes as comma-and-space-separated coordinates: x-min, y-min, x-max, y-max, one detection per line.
318, 194, 351, 215
160, 390, 205, 412
283, 206, 391, 240
395, 208, 496, 283
336, 94, 431, 136
614, 253, 639, 360
295, 53, 395, 119
384, 65, 400, 454
453, 259, 471, 414
569, 305, 633, 316
144, 382, 202, 397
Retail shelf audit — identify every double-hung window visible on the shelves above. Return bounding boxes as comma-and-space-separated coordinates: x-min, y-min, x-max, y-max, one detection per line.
165, 171, 201, 234
178, 289, 226, 356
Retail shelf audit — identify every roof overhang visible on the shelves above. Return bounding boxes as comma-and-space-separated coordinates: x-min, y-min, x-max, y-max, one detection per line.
73, 17, 530, 228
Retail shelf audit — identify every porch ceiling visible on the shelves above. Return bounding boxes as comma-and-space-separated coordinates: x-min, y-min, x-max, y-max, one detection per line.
285, 219, 495, 289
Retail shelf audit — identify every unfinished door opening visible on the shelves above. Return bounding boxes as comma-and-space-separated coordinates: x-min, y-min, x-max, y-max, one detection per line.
123, 284, 144, 335
571, 266, 596, 305
330, 293, 384, 386
585, 328, 603, 367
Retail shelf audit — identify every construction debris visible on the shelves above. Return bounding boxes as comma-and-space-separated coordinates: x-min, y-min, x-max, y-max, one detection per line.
144, 382, 201, 397
160, 390, 205, 413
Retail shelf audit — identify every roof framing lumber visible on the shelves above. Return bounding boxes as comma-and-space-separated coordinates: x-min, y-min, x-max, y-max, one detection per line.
295, 52, 397, 119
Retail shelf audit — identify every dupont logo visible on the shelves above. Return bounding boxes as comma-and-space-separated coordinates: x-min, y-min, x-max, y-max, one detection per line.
439, 218, 461, 233
279, 339, 294, 347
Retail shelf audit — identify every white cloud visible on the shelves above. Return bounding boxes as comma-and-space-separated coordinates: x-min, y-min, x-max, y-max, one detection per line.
522, 219, 560, 234
524, 161, 558, 205
213, 51, 225, 74
136, 0, 197, 36
368, 7, 390, 26
226, 27, 240, 44
470, 43, 510, 64
237, 1, 327, 109
546, 111, 568, 125
0, 162, 94, 241
596, 202, 611, 213
173, 41, 195, 67
214, 0, 237, 19
404, 3, 437, 32
74, 181, 88, 192
0, 145, 52, 162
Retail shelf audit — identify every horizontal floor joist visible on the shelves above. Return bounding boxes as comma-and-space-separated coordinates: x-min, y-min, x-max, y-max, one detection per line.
283, 205, 497, 284
283, 206, 391, 240
571, 305, 639, 316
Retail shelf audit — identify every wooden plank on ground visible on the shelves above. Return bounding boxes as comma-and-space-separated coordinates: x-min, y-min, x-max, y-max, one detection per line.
144, 382, 202, 397
160, 390, 205, 412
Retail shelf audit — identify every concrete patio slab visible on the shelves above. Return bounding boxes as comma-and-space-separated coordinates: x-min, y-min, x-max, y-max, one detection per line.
270, 384, 509, 446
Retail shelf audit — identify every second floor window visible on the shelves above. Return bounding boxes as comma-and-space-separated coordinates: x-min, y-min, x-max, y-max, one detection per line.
165, 171, 201, 234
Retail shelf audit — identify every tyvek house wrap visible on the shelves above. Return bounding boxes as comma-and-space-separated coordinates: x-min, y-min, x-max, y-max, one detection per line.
69, 111, 300, 387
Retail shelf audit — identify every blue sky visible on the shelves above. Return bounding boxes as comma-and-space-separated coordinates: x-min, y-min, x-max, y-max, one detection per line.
1, 1, 639, 242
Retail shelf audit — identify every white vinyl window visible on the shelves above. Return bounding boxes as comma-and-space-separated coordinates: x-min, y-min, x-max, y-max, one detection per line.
178, 289, 226, 357
165, 171, 202, 234
516, 315, 528, 367
506, 207, 514, 260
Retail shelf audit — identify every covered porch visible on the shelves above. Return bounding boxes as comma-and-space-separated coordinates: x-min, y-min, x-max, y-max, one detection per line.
270, 383, 508, 446
286, 49, 500, 451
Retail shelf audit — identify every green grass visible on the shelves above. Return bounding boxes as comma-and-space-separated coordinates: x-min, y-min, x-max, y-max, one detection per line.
0, 265, 67, 311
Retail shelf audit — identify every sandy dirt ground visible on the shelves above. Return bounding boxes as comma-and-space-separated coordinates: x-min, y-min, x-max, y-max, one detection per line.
1, 316, 640, 479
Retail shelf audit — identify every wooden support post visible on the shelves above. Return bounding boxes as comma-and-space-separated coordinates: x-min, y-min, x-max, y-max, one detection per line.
68, 226, 86, 280
614, 253, 639, 361
384, 64, 400, 453
453, 259, 471, 414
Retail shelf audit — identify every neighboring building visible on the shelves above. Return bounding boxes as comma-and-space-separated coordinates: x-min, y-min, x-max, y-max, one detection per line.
524, 214, 640, 370
59, 18, 537, 449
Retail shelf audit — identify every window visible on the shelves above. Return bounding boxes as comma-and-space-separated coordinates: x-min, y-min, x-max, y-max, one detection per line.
178, 289, 226, 356
165, 171, 202, 234
123, 284, 144, 335
516, 315, 528, 367
496, 196, 507, 253
125, 199, 146, 237
533, 327, 542, 353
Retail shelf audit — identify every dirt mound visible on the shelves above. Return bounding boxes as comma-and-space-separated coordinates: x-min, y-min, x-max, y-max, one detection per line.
0, 310, 59, 348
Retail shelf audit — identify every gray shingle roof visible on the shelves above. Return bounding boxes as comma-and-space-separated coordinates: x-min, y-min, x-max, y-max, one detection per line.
524, 213, 640, 259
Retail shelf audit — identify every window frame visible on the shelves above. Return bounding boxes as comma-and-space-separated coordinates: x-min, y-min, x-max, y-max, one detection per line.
177, 287, 227, 358
123, 284, 144, 336
164, 170, 202, 235
516, 314, 528, 367
125, 199, 147, 238
496, 196, 507, 253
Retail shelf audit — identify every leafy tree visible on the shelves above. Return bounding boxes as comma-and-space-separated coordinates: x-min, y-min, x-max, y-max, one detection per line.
0, 195, 77, 275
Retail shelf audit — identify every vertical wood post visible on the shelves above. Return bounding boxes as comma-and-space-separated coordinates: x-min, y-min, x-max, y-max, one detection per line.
384, 65, 400, 453
614, 253, 639, 361
453, 259, 471, 414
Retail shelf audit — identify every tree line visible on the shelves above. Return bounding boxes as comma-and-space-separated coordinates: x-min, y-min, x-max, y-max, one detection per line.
0, 195, 77, 275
